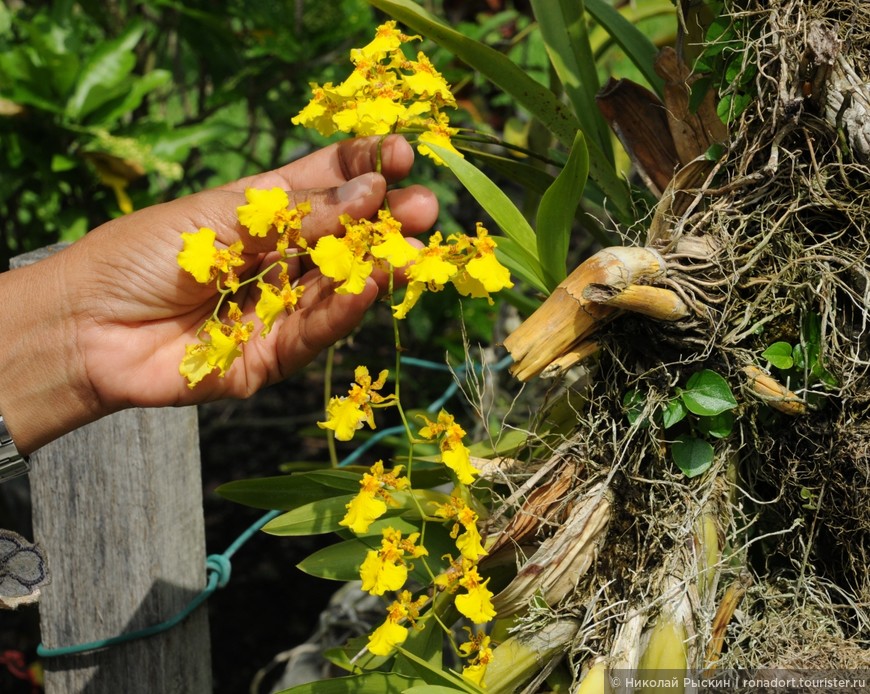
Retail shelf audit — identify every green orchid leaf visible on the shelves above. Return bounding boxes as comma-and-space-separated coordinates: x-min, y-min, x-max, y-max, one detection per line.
298, 520, 452, 583
460, 146, 616, 248
459, 146, 555, 196
395, 647, 480, 693
423, 144, 537, 253
661, 398, 688, 429
261, 495, 354, 536
530, 0, 612, 157
671, 435, 714, 478
302, 469, 368, 492
492, 240, 548, 296
585, 0, 665, 98
536, 131, 589, 289
276, 673, 425, 694
761, 341, 794, 370
296, 538, 372, 581
216, 473, 359, 510
697, 411, 735, 439
681, 369, 738, 416
392, 617, 444, 682
588, 0, 676, 59
423, 143, 549, 294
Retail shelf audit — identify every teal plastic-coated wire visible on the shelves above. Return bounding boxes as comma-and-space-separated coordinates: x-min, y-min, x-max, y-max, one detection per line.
37, 355, 514, 654
37, 508, 280, 658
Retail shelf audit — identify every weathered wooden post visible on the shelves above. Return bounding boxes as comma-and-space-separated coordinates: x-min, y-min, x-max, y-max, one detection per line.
12, 247, 212, 693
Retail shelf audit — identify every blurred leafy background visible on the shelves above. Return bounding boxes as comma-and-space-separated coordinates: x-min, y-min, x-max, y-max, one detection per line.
0, 0, 379, 269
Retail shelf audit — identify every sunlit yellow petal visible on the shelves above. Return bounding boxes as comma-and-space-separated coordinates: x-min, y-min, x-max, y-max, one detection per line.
237, 187, 289, 237
367, 620, 409, 657
462, 663, 487, 687
318, 395, 367, 441
204, 319, 252, 377
255, 282, 286, 336
353, 21, 408, 62
451, 270, 491, 301
309, 235, 373, 294
340, 492, 387, 535
456, 524, 487, 561
408, 252, 456, 286
177, 228, 218, 284
467, 252, 514, 292
442, 441, 479, 485
356, 96, 406, 135
403, 53, 454, 103
360, 551, 408, 596
417, 127, 463, 166
455, 580, 496, 624
179, 343, 215, 388
391, 280, 426, 319
370, 229, 419, 269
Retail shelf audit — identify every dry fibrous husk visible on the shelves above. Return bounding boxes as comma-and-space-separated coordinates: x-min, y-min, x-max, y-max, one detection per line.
493, 0, 870, 687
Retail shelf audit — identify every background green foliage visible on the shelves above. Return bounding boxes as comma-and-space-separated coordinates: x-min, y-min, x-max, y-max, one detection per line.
0, 0, 376, 269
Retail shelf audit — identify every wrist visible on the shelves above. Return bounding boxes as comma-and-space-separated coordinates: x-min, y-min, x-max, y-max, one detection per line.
0, 251, 103, 454
0, 413, 29, 481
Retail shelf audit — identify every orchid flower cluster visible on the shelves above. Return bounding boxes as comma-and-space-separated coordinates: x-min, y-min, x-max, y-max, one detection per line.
321, 367, 495, 685
291, 20, 462, 166
176, 20, 512, 686
176, 189, 312, 387
175, 21, 511, 389
175, 193, 510, 387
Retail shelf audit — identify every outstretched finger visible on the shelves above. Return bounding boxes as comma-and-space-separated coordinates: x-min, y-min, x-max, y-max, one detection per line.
222, 135, 417, 194
177, 173, 391, 253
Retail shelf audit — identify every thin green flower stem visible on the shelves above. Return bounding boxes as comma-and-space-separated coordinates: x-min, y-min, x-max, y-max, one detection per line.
324, 344, 339, 468
376, 135, 385, 174
394, 590, 471, 686
201, 248, 311, 335
390, 270, 415, 471
390, 289, 432, 536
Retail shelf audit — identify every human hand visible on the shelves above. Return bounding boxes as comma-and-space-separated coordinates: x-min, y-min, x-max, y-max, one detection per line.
0, 135, 438, 453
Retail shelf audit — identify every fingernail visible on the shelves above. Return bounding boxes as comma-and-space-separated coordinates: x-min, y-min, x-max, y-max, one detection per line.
337, 173, 375, 202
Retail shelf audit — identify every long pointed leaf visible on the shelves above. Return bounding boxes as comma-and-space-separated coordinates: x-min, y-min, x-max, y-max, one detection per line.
277, 673, 425, 694
536, 131, 589, 289
585, 0, 666, 98
427, 146, 536, 252
423, 143, 549, 294
216, 473, 356, 510
262, 495, 354, 535
492, 238, 547, 296
530, 0, 611, 159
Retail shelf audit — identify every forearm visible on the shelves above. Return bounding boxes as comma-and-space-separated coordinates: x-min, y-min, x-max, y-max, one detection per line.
0, 252, 102, 454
